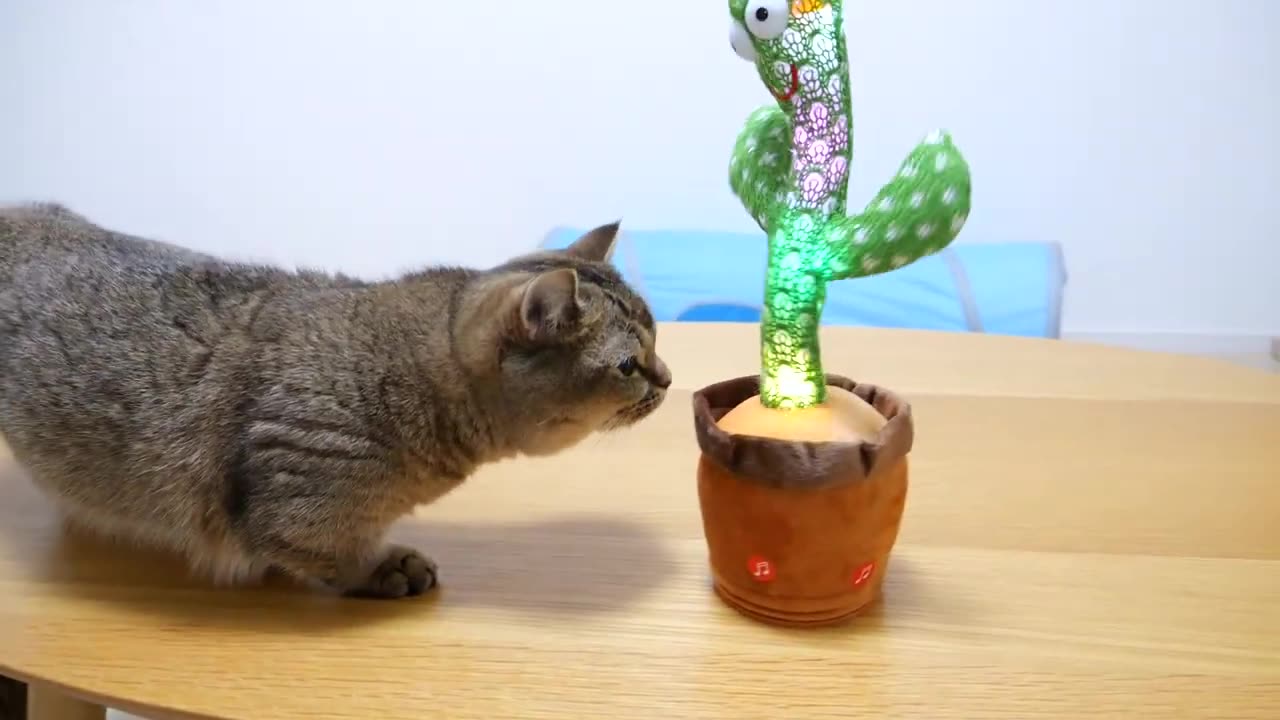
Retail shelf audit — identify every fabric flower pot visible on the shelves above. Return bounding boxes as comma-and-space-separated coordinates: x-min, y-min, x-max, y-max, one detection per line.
691, 374, 913, 627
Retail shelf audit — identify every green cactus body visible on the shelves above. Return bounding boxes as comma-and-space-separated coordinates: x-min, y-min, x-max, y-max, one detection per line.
728, 0, 972, 408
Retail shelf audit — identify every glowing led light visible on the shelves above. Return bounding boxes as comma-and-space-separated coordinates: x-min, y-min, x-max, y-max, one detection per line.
767, 364, 817, 409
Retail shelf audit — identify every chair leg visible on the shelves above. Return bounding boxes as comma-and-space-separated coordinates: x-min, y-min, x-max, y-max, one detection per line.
25, 684, 103, 720
0, 676, 27, 720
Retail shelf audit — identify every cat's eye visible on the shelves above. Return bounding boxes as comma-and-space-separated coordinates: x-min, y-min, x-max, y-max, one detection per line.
617, 356, 639, 376
744, 0, 789, 40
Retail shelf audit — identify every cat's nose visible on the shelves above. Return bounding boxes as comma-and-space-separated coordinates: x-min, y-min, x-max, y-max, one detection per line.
651, 357, 672, 389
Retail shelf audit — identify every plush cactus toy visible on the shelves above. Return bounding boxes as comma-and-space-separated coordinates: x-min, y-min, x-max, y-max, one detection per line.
728, 0, 972, 409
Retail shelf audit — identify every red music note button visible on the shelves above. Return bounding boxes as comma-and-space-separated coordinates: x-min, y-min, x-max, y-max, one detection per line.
747, 555, 776, 582
852, 561, 876, 587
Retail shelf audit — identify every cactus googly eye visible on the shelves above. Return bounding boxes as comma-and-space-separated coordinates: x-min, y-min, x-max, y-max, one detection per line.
744, 0, 789, 40
730, 21, 758, 62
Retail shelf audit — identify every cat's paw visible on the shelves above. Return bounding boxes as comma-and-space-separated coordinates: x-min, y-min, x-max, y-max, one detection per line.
343, 546, 438, 599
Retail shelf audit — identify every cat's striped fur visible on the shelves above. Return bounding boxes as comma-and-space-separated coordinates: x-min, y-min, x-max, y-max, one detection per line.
0, 203, 669, 597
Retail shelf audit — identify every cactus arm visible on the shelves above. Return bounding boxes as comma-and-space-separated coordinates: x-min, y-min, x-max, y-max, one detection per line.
730, 105, 795, 233
820, 132, 972, 281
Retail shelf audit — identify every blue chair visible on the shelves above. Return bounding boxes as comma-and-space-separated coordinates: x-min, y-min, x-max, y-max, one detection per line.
676, 303, 762, 323
541, 226, 1067, 338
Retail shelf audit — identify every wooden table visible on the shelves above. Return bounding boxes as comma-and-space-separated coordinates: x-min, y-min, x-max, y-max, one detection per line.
2, 325, 1278, 719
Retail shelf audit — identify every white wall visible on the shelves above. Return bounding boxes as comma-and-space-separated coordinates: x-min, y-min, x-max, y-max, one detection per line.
1, 0, 1277, 338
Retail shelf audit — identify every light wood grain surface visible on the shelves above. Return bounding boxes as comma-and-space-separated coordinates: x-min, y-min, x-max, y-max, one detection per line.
1, 326, 1278, 719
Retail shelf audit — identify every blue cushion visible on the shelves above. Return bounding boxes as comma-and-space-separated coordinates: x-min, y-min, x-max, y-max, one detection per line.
677, 303, 762, 323
541, 226, 1066, 338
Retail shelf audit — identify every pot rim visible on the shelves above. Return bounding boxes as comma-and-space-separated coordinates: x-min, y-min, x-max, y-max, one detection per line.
691, 373, 914, 491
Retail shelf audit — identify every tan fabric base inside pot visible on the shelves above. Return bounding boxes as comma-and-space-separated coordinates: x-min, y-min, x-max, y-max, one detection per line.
716, 385, 888, 444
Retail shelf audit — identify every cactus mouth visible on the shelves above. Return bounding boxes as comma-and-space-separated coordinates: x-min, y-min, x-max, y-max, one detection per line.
771, 64, 799, 103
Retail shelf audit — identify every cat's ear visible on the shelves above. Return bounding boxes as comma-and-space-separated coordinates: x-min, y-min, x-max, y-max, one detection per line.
515, 268, 581, 342
563, 221, 620, 263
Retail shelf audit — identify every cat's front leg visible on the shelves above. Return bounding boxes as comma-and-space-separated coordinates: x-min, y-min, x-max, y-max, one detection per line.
249, 530, 439, 599
340, 544, 438, 599
234, 492, 438, 599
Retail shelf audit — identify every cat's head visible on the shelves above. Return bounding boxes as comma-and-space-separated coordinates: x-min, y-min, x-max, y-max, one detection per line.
466, 222, 672, 457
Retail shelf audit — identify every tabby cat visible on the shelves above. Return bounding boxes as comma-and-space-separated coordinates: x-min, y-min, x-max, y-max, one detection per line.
0, 203, 669, 598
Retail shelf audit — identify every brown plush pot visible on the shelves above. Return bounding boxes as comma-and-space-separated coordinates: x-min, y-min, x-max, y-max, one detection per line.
691, 374, 914, 628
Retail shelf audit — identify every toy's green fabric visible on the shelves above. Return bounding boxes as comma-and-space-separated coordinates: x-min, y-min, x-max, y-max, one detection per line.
728, 0, 972, 408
